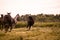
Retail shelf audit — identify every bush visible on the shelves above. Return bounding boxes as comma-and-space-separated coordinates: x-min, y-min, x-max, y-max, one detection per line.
15, 21, 60, 28
15, 21, 27, 28
34, 22, 60, 27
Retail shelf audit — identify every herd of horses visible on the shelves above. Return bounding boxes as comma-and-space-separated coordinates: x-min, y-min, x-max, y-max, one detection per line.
0, 13, 34, 33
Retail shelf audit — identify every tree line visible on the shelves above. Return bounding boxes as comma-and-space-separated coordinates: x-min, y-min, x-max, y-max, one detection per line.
16, 14, 60, 22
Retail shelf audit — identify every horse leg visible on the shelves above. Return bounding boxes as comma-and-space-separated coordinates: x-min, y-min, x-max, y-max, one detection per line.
28, 26, 31, 30
0, 25, 2, 31
0, 23, 2, 31
4, 25, 9, 33
0, 24, 3, 31
1, 24, 4, 31
9, 25, 13, 32
9, 26, 12, 32
26, 24, 29, 28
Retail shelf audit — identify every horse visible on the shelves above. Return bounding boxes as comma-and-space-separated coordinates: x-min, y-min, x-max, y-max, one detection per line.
27, 16, 34, 30
0, 14, 4, 31
3, 15, 16, 33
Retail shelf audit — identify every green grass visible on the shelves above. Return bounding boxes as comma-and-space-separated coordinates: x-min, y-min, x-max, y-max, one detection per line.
33, 22, 60, 27
15, 21, 27, 28
15, 21, 60, 28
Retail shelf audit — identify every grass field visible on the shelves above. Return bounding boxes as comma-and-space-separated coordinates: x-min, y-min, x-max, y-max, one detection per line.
0, 27, 60, 40
15, 21, 60, 28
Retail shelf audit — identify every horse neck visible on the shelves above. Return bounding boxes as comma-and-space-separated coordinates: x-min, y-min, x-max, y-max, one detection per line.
14, 15, 18, 20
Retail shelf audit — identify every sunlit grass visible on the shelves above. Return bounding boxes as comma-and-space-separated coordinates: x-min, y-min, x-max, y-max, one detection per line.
0, 27, 60, 40
0, 22, 60, 40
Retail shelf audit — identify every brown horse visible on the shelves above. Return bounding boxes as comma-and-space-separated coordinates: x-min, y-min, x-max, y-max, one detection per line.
0, 13, 16, 33
27, 16, 34, 30
0, 14, 4, 31
3, 14, 16, 33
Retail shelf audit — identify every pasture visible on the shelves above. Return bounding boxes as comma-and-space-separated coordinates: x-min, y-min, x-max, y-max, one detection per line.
0, 22, 60, 40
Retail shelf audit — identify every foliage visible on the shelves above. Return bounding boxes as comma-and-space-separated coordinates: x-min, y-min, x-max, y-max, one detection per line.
19, 14, 60, 22
15, 21, 27, 28
15, 21, 60, 28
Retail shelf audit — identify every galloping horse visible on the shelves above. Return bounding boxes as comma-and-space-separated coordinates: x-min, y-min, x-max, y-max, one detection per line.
3, 13, 16, 33
27, 16, 34, 30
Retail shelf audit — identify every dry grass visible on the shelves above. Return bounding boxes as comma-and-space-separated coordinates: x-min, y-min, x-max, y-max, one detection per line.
0, 27, 60, 40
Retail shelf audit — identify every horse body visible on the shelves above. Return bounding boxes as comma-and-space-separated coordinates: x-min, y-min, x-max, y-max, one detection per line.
27, 16, 34, 30
4, 15, 17, 32
0, 14, 16, 33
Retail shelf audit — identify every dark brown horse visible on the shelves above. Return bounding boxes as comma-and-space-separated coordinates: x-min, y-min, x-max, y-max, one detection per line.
27, 16, 34, 30
0, 13, 16, 33
0, 14, 4, 31
2, 13, 16, 33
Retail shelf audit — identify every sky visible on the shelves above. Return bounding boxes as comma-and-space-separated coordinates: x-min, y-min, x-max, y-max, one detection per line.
0, 0, 60, 17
